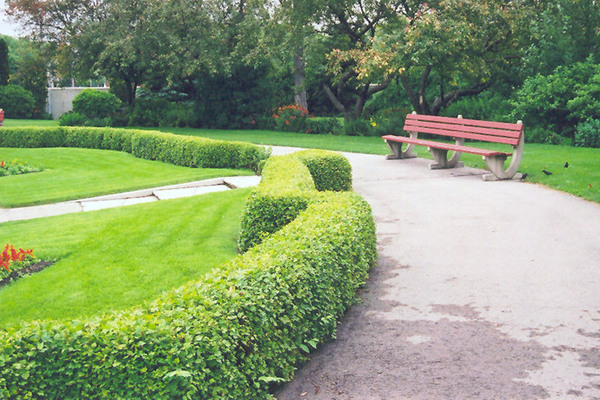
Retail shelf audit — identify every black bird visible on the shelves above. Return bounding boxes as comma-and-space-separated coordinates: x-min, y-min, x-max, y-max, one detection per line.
564, 162, 569, 168
521, 173, 528, 179
542, 169, 552, 175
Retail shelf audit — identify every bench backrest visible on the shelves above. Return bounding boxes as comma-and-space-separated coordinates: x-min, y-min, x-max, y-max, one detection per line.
404, 113, 523, 146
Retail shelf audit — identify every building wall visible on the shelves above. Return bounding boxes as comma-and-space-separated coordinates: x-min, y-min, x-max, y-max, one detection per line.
46, 87, 110, 120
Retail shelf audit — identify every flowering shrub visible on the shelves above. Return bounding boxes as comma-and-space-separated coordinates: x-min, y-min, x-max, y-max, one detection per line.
273, 104, 313, 133
1, 244, 35, 279
0, 159, 44, 177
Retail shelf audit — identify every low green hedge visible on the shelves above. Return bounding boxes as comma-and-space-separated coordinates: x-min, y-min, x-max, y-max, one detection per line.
295, 149, 352, 192
237, 150, 353, 252
0, 126, 270, 171
0, 152, 377, 399
238, 155, 315, 252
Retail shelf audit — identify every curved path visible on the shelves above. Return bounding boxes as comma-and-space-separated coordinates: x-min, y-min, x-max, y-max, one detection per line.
275, 148, 600, 399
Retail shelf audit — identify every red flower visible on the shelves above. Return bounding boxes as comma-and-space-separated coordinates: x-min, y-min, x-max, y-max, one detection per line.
0, 244, 35, 272
0, 161, 4, 167
285, 120, 290, 125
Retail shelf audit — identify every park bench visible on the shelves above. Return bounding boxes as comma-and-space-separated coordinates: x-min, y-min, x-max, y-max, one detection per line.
382, 112, 524, 181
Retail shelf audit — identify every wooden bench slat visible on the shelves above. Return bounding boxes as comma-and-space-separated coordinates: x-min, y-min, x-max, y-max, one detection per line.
406, 113, 523, 131
404, 120, 522, 140
382, 135, 512, 157
403, 123, 520, 146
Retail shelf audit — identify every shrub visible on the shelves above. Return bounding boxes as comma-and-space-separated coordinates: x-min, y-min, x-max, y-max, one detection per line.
273, 105, 312, 133
238, 155, 315, 252
0, 127, 66, 148
238, 150, 353, 252
371, 109, 408, 136
296, 149, 352, 192
127, 96, 173, 127
195, 64, 281, 129
59, 111, 87, 126
441, 90, 513, 123
72, 89, 122, 121
0, 84, 35, 119
525, 126, 570, 145
0, 126, 270, 171
0, 151, 377, 399
575, 119, 600, 148
511, 59, 600, 138
305, 117, 343, 135
344, 119, 375, 136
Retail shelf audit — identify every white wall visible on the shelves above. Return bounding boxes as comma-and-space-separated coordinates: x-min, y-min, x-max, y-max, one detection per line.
46, 87, 110, 120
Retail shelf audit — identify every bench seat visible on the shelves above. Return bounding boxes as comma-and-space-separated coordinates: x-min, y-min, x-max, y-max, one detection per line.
381, 135, 512, 158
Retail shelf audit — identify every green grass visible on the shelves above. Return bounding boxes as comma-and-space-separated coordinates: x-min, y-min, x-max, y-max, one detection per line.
2, 119, 59, 127
155, 127, 600, 204
445, 142, 600, 203
155, 127, 389, 154
0, 147, 253, 207
0, 188, 250, 328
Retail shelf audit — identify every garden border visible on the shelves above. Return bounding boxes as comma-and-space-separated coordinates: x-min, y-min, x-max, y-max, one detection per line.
0, 126, 271, 172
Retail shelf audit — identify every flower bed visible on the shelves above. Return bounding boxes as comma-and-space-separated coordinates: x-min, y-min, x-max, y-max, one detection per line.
0, 159, 43, 177
0, 244, 34, 276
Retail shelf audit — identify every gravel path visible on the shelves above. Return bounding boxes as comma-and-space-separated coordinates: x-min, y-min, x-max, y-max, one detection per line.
275, 150, 600, 400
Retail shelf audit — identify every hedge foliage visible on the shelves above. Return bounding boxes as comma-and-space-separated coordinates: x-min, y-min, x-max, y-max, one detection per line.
0, 126, 270, 171
295, 149, 352, 192
0, 151, 377, 399
238, 150, 353, 252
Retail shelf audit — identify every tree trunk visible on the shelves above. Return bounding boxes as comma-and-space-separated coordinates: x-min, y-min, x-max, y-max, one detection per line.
293, 52, 308, 110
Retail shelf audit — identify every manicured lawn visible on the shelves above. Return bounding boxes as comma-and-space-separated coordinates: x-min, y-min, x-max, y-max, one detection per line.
157, 127, 390, 155
0, 147, 253, 207
0, 188, 250, 328
452, 142, 600, 202
2, 119, 59, 127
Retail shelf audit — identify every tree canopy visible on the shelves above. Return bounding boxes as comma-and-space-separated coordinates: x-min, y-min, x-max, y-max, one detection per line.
5, 0, 598, 131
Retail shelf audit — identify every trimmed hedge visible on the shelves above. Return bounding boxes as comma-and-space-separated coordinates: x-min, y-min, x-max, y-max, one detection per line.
238, 156, 315, 252
0, 126, 270, 171
296, 149, 352, 192
0, 152, 377, 399
237, 150, 353, 252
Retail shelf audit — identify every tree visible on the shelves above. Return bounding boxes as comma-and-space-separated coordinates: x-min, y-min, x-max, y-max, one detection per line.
10, 41, 48, 116
264, 0, 322, 110
0, 39, 10, 85
317, 0, 401, 121
344, 0, 535, 115
523, 0, 600, 77
6, 0, 105, 43
76, 0, 159, 105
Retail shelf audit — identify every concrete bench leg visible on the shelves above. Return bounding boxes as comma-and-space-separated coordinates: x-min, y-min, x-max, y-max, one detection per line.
428, 148, 464, 169
428, 137, 465, 169
482, 132, 525, 181
385, 132, 418, 160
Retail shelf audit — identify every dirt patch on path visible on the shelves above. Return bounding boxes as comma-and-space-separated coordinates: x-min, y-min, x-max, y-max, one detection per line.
275, 256, 549, 399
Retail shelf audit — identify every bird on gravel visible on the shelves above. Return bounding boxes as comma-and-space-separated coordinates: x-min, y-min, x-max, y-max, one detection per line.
542, 169, 553, 175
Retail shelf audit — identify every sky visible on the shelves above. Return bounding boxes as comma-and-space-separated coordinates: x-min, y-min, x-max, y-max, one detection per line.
0, 0, 25, 37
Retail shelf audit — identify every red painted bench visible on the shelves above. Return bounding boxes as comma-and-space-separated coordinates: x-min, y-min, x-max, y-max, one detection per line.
382, 112, 525, 181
